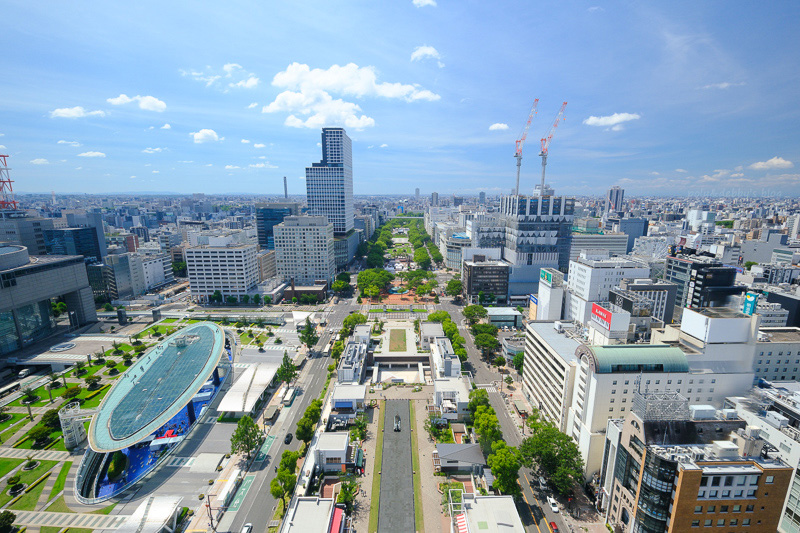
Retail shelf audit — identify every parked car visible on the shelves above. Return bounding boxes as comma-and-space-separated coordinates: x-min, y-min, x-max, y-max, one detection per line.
241, 525, 253, 533
539, 476, 547, 490
547, 496, 559, 513
17, 369, 29, 379
549, 522, 559, 533
284, 433, 293, 444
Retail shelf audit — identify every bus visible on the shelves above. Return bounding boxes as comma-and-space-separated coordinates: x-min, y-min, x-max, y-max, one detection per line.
0, 381, 21, 399
283, 387, 297, 406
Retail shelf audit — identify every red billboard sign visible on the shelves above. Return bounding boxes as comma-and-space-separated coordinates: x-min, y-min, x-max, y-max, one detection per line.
591, 303, 612, 330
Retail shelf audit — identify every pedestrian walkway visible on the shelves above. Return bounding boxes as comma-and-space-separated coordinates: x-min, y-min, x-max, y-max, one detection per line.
10, 510, 127, 529
0, 448, 72, 461
35, 460, 65, 510
163, 456, 195, 468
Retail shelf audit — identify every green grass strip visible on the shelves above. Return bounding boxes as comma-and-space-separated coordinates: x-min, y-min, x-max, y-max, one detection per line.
368, 400, 385, 533
50, 461, 72, 499
409, 400, 424, 533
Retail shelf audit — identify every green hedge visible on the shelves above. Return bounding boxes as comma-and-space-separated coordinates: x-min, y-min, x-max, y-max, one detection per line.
83, 384, 110, 401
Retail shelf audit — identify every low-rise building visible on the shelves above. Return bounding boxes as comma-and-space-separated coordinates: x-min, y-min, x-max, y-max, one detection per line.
314, 432, 361, 473
486, 307, 523, 329
433, 377, 471, 421
431, 337, 461, 378
433, 443, 485, 473
337, 342, 367, 383
419, 322, 444, 351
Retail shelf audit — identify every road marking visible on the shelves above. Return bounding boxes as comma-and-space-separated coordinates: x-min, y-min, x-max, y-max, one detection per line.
519, 482, 543, 533
255, 435, 276, 462
228, 474, 256, 512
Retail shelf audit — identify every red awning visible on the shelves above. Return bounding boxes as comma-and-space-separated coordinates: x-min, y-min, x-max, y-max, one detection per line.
456, 513, 469, 533
329, 507, 344, 533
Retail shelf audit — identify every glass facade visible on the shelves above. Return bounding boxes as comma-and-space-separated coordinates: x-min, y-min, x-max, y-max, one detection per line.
0, 299, 55, 356
633, 453, 678, 533
0, 311, 16, 355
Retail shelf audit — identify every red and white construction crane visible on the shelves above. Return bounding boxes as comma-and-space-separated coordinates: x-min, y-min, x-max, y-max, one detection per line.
0, 154, 18, 211
538, 101, 567, 195
513, 99, 538, 196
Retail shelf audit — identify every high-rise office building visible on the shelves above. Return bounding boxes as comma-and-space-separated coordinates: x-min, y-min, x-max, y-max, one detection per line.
606, 186, 624, 214
431, 192, 439, 206
665, 251, 744, 308
254, 202, 300, 250
0, 211, 54, 255
479, 191, 486, 204
184, 244, 259, 303
415, 188, 420, 200
306, 128, 353, 234
43, 227, 103, 263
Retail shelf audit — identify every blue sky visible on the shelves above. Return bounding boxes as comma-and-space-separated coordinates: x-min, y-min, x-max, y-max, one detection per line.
2, 1, 799, 197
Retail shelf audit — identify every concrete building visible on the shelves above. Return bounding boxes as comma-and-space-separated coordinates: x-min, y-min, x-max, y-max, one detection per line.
430, 337, 461, 379
611, 278, 678, 325
419, 322, 445, 351
751, 263, 800, 285
523, 321, 581, 432
104, 253, 146, 299
254, 202, 300, 250
569, 232, 629, 262
754, 302, 790, 327
607, 216, 648, 253
603, 391, 791, 533
606, 186, 624, 214
274, 216, 335, 285
184, 244, 259, 303
565, 250, 649, 325
536, 268, 566, 320
257, 250, 277, 281
140, 253, 173, 291
486, 307, 523, 329
0, 212, 54, 255
432, 377, 471, 421
0, 245, 96, 355
462, 259, 509, 305
337, 341, 367, 383
754, 327, 800, 382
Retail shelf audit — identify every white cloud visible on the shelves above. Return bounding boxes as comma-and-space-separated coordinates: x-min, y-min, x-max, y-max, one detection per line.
50, 106, 106, 118
588, 6, 604, 12
413, 0, 436, 6
225, 165, 241, 169
142, 147, 164, 154
0, 145, 5, 149
380, 144, 388, 148
130, 175, 136, 179
650, 171, 660, 176
411, 45, 444, 68
0, 133, 4, 136
249, 162, 278, 169
190, 129, 220, 143
248, 102, 258, 109
263, 62, 438, 129
152, 170, 160, 174
675, 168, 687, 173
223, 63, 242, 76
254, 143, 266, 148
700, 82, 745, 90
107, 94, 166, 112
205, 164, 212, 167
241, 139, 251, 144
730, 173, 744, 178
749, 157, 793, 170
583, 112, 641, 129
75, 167, 82, 170
57, 140, 81, 147
78, 151, 106, 158
489, 123, 509, 131
367, 145, 374, 149
161, 123, 171, 129
229, 76, 259, 89
178, 160, 194, 163
30, 158, 49, 165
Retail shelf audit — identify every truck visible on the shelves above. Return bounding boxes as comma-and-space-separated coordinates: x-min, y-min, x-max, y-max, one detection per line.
394, 414, 401, 432
283, 387, 297, 406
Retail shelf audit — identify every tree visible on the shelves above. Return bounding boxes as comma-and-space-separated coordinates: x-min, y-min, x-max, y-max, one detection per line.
336, 272, 351, 283
299, 318, 319, 351
445, 279, 463, 298
337, 477, 359, 514
513, 352, 524, 373
474, 406, 503, 453
0, 510, 15, 533
263, 295, 272, 305
276, 352, 297, 385
295, 416, 316, 444
342, 313, 368, 335
85, 375, 101, 390
29, 426, 53, 445
209, 290, 223, 304
474, 333, 500, 356
252, 294, 262, 306
463, 305, 488, 323
493, 355, 506, 367
226, 295, 238, 305
172, 261, 187, 277
230, 415, 261, 459
271, 469, 296, 509
504, 375, 514, 387
332, 280, 349, 295
519, 409, 585, 496
468, 389, 491, 418
46, 373, 60, 403
41, 409, 60, 428
413, 248, 431, 270
745, 261, 757, 270
103, 303, 114, 312
471, 323, 498, 337
487, 441, 521, 496
331, 341, 344, 359
365, 285, 380, 301
241, 294, 250, 304
427, 310, 451, 323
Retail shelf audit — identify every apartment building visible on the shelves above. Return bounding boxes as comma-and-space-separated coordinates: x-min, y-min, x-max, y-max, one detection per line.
274, 215, 335, 286
184, 243, 259, 303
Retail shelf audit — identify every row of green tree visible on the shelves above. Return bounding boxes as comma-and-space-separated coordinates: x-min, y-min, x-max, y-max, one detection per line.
467, 388, 584, 497
427, 311, 468, 361
206, 291, 275, 305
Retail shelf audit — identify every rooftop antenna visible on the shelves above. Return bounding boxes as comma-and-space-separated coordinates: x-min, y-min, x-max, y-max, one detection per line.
0, 155, 18, 210
283, 176, 288, 199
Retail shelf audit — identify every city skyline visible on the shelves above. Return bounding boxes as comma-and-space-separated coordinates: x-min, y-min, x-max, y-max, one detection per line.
1, 2, 799, 196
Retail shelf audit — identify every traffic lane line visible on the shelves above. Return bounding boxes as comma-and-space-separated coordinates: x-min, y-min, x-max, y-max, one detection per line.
519, 483, 543, 533
522, 471, 565, 533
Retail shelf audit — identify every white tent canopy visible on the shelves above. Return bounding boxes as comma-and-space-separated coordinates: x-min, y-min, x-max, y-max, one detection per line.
218, 362, 279, 414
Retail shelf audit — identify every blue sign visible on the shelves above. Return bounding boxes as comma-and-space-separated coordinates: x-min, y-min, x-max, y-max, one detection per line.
530, 294, 538, 305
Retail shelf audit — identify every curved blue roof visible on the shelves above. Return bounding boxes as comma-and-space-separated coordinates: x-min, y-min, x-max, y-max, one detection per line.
88, 322, 224, 452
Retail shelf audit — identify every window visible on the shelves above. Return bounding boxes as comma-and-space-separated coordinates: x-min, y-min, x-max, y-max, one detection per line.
733, 505, 741, 512
729, 519, 738, 526
716, 519, 725, 526
766, 476, 774, 484
691, 520, 700, 527
742, 518, 750, 525
694, 506, 703, 513
722, 490, 730, 497
703, 520, 712, 527
707, 505, 716, 513
709, 490, 718, 498
746, 505, 754, 512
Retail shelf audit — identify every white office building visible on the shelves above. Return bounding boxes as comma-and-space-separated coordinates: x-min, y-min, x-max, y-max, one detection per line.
140, 253, 173, 291
306, 128, 353, 234
184, 243, 259, 303
754, 327, 800, 382
565, 250, 650, 325
569, 233, 629, 262
274, 215, 335, 285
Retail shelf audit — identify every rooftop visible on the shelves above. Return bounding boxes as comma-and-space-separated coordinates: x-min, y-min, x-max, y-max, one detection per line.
580, 345, 689, 374
88, 322, 225, 452
758, 327, 800, 343
317, 431, 350, 451
692, 307, 749, 319
460, 494, 525, 533
280, 497, 335, 533
526, 322, 582, 364
487, 307, 522, 317
217, 362, 278, 414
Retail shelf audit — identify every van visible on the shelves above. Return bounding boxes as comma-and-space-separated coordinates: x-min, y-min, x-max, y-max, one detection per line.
17, 369, 30, 379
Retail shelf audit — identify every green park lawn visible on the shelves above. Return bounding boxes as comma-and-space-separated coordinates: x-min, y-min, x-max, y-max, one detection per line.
0, 459, 58, 509
389, 329, 407, 352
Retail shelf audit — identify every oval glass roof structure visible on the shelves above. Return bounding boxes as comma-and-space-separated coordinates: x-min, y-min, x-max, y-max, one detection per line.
88, 322, 225, 452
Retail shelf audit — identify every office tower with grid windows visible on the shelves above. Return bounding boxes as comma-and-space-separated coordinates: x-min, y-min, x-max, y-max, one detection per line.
306, 128, 353, 235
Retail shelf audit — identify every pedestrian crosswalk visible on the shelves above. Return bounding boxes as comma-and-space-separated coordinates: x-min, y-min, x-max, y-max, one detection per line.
164, 456, 195, 468
0, 448, 71, 461
11, 511, 127, 529
477, 384, 498, 393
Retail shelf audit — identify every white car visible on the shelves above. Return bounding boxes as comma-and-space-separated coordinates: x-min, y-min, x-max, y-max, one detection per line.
17, 369, 30, 379
547, 496, 559, 513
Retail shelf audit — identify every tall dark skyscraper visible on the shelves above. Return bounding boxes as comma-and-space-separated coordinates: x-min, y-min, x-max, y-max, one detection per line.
305, 128, 353, 234
44, 227, 103, 263
606, 186, 625, 214
255, 202, 299, 250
